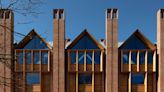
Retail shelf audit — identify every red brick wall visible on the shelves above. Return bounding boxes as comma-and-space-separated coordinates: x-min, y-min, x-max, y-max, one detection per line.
105, 8, 118, 92
0, 9, 14, 92
53, 9, 65, 92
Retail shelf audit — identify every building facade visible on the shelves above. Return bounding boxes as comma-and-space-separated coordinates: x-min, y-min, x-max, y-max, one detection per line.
0, 8, 164, 92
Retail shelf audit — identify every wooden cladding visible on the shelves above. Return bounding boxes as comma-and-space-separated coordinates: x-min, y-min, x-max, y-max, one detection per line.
67, 49, 104, 72
126, 73, 156, 92
121, 49, 156, 72
69, 73, 103, 92
15, 49, 50, 72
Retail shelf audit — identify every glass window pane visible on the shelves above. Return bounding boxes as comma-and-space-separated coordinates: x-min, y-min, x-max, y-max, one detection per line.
79, 74, 92, 84
148, 52, 153, 64
78, 52, 84, 64
86, 52, 92, 64
140, 52, 145, 64
123, 52, 129, 64
34, 52, 40, 64
42, 52, 48, 64
131, 52, 137, 64
26, 73, 40, 85
121, 35, 147, 49
94, 51, 100, 64
70, 52, 76, 64
72, 35, 98, 49
26, 52, 31, 64
18, 52, 23, 64
131, 73, 144, 84
23, 36, 48, 49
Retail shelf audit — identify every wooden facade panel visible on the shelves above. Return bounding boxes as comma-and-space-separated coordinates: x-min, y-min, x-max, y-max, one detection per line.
15, 73, 23, 92
139, 65, 145, 72
26, 65, 31, 72
147, 86, 153, 92
94, 73, 102, 92
122, 64, 129, 72
79, 84, 92, 92
70, 64, 76, 72
119, 73, 128, 92
79, 64, 84, 72
147, 73, 153, 92
69, 64, 101, 72
42, 65, 49, 72
16, 65, 23, 72
132, 85, 145, 92
42, 73, 50, 92
147, 65, 153, 72
131, 65, 137, 72
94, 65, 100, 72
86, 65, 92, 72
26, 86, 33, 92
33, 65, 40, 72
69, 73, 76, 92
33, 84, 40, 92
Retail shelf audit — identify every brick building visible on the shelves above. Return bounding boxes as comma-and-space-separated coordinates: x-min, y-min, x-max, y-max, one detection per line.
0, 8, 164, 92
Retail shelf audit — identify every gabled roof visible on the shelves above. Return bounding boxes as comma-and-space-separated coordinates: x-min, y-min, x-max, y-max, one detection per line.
16, 29, 52, 49
67, 29, 104, 49
119, 29, 156, 50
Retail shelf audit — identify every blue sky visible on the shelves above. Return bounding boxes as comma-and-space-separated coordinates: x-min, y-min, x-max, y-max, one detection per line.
14, 0, 164, 43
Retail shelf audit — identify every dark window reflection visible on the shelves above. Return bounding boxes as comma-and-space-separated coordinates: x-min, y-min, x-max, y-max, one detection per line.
26, 52, 31, 64
131, 73, 144, 84
23, 36, 48, 49
123, 52, 129, 64
34, 52, 40, 64
148, 52, 153, 64
78, 52, 84, 64
140, 52, 145, 64
70, 52, 76, 64
79, 74, 92, 84
42, 52, 48, 64
131, 52, 137, 64
26, 73, 40, 85
18, 52, 23, 64
94, 51, 100, 64
86, 52, 92, 64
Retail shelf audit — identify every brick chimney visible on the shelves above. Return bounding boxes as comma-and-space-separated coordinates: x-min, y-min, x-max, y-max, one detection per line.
0, 9, 14, 92
157, 9, 164, 92
53, 9, 65, 92
105, 8, 118, 92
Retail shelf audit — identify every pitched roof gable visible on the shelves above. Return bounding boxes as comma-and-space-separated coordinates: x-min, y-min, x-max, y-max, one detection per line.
119, 29, 156, 50
67, 29, 104, 49
16, 29, 52, 49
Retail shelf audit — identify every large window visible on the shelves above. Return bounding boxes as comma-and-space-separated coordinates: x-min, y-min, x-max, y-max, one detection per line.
70, 51, 100, 64
131, 73, 144, 84
23, 36, 48, 49
70, 52, 76, 64
16, 50, 49, 65
18, 52, 23, 64
148, 52, 153, 64
139, 52, 145, 64
26, 52, 32, 64
94, 51, 100, 64
26, 73, 40, 85
123, 52, 129, 64
78, 52, 84, 64
86, 52, 92, 64
131, 52, 137, 64
72, 35, 99, 49
34, 51, 40, 64
42, 52, 48, 64
79, 74, 92, 84
121, 35, 147, 50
